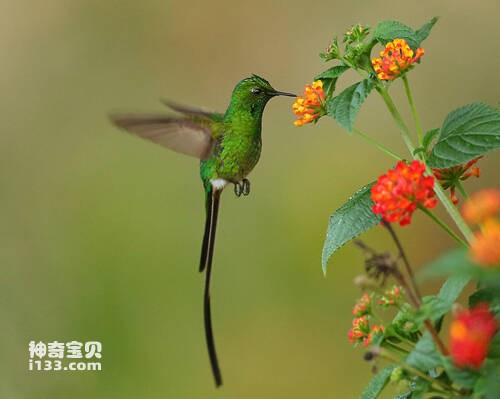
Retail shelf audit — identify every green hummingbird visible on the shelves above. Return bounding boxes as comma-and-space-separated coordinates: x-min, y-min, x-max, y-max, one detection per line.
110, 75, 295, 387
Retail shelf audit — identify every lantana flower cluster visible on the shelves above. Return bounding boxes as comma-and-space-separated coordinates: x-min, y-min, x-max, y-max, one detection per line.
372, 38, 424, 81
348, 288, 403, 347
448, 304, 498, 369
462, 189, 500, 267
371, 160, 437, 226
292, 80, 326, 126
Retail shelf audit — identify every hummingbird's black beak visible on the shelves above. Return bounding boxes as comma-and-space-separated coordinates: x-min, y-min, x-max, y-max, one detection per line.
272, 90, 297, 97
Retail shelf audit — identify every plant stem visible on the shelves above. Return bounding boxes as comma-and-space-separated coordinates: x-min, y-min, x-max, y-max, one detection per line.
456, 181, 469, 200
424, 319, 449, 355
352, 128, 402, 160
382, 221, 423, 305
402, 75, 423, 146
427, 171, 474, 243
377, 348, 460, 395
377, 85, 417, 155
419, 206, 468, 247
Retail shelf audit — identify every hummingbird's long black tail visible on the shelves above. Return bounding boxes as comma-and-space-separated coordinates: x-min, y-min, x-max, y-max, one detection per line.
200, 187, 223, 387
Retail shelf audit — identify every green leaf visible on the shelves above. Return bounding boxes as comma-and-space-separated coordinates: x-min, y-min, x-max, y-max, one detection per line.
327, 79, 375, 132
373, 21, 419, 50
427, 103, 500, 168
441, 357, 480, 389
315, 65, 350, 79
359, 365, 395, 399
422, 128, 440, 153
420, 248, 500, 288
315, 66, 350, 99
405, 332, 441, 371
415, 17, 439, 46
429, 273, 471, 322
322, 183, 380, 273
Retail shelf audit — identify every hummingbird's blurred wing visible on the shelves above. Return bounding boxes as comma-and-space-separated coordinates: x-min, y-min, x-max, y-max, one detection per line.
110, 115, 215, 160
161, 99, 224, 122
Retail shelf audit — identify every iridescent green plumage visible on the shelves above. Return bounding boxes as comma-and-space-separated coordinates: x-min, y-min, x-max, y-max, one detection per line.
110, 75, 294, 387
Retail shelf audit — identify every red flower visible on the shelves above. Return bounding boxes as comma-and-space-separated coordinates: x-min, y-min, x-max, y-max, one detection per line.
371, 160, 437, 226
449, 304, 497, 369
433, 157, 482, 204
372, 38, 424, 81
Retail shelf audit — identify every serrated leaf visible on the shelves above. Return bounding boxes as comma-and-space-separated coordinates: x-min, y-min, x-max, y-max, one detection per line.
415, 17, 439, 46
327, 79, 375, 132
315, 65, 350, 79
422, 128, 439, 153
359, 365, 395, 399
406, 332, 441, 371
427, 103, 500, 168
322, 183, 380, 273
441, 357, 480, 389
373, 21, 419, 50
420, 248, 500, 288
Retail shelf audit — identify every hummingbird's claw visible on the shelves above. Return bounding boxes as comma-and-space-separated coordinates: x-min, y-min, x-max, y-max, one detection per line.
242, 179, 250, 196
234, 179, 250, 197
234, 182, 243, 197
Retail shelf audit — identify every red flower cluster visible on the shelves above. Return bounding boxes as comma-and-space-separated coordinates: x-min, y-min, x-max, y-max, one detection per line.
371, 160, 437, 226
372, 38, 424, 81
433, 157, 481, 204
449, 304, 497, 369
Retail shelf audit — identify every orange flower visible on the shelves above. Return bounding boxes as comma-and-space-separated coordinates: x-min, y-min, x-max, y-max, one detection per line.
378, 285, 403, 307
372, 38, 424, 81
363, 325, 385, 347
352, 293, 372, 317
292, 80, 326, 126
433, 157, 482, 204
461, 188, 500, 225
469, 218, 500, 267
348, 316, 370, 345
371, 160, 437, 226
449, 304, 497, 369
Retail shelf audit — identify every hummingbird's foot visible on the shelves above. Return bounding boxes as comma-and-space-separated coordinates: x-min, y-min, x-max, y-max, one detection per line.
234, 182, 243, 197
233, 179, 250, 197
242, 179, 250, 196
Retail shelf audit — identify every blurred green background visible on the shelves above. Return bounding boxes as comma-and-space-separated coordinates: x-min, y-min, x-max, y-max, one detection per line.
1, 0, 499, 398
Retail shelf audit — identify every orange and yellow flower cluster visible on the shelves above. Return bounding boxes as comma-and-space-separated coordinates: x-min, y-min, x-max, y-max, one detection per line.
348, 293, 385, 347
292, 80, 326, 126
449, 304, 497, 369
371, 160, 437, 226
462, 189, 500, 267
372, 39, 424, 81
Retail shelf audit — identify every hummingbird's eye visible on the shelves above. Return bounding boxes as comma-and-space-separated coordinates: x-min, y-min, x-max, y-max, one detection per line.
251, 88, 262, 95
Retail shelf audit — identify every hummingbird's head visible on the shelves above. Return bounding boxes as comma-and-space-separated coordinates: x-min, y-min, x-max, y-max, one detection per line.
227, 75, 295, 116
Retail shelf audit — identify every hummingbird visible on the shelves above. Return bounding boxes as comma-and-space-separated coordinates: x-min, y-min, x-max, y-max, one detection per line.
110, 75, 295, 387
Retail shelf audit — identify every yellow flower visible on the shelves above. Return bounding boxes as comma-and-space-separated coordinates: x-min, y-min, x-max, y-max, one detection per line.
372, 38, 424, 81
292, 80, 326, 126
